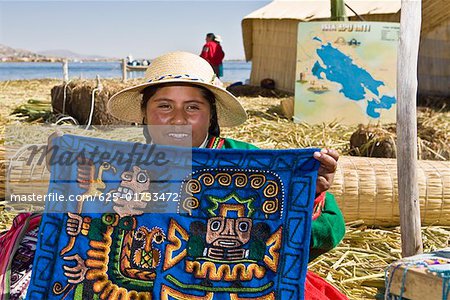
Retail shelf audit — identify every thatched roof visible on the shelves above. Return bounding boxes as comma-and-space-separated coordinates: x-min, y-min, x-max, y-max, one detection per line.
242, 0, 401, 61
243, 0, 400, 21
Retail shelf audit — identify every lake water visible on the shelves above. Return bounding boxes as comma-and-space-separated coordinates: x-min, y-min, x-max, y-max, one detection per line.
0, 61, 251, 83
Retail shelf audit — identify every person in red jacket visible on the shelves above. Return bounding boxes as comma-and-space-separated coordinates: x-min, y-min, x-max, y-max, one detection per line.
214, 35, 225, 78
200, 33, 224, 77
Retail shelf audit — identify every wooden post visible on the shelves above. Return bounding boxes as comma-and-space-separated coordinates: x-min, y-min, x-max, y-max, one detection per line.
62, 59, 69, 82
397, 0, 423, 257
330, 0, 347, 21
122, 59, 127, 82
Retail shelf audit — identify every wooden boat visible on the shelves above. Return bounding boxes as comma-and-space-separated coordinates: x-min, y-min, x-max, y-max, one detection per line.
126, 64, 148, 71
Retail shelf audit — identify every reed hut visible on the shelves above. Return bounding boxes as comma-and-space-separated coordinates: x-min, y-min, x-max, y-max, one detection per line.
242, 0, 449, 96
418, 0, 449, 96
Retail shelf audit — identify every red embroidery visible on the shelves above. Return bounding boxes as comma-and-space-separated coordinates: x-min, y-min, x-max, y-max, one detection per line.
312, 192, 326, 220
207, 137, 225, 149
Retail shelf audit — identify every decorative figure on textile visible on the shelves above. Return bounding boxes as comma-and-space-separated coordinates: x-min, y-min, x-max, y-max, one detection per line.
132, 225, 165, 269
76, 157, 116, 197
60, 157, 116, 255
162, 170, 283, 298
110, 166, 151, 217
54, 164, 165, 299
55, 212, 165, 299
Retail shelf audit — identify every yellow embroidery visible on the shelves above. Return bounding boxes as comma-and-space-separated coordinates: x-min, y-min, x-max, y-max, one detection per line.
263, 181, 279, 198
198, 173, 215, 186
186, 179, 201, 194
215, 173, 232, 186
263, 227, 283, 272
249, 174, 266, 189
185, 261, 266, 281
232, 173, 248, 187
163, 219, 189, 271
182, 197, 200, 215
262, 198, 279, 216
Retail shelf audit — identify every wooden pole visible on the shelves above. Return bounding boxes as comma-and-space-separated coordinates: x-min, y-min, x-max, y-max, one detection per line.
330, 0, 347, 21
62, 59, 69, 83
397, 0, 423, 257
122, 58, 127, 82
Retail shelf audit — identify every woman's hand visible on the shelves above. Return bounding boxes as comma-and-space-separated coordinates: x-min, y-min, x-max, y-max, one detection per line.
313, 148, 339, 195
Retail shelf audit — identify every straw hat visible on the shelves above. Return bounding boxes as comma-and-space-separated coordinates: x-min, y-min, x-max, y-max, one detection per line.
108, 51, 246, 127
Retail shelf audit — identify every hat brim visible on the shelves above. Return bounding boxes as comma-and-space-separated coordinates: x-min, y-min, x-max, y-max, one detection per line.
107, 79, 247, 127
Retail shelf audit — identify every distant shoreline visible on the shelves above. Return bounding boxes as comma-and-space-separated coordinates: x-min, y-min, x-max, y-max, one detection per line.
1, 58, 247, 63
0, 58, 121, 63
0, 61, 251, 82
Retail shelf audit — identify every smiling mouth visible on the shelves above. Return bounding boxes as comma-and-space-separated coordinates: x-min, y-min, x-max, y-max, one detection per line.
167, 132, 190, 139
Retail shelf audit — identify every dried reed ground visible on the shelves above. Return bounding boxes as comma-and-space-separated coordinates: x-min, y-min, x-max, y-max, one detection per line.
1, 79, 449, 300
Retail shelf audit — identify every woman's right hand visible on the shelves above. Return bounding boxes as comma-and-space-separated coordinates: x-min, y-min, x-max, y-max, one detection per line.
46, 129, 64, 171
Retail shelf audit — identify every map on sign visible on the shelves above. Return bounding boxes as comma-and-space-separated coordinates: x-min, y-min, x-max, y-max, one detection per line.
294, 22, 400, 125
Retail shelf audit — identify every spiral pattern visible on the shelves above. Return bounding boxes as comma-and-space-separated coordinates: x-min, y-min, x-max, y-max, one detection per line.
250, 174, 266, 189
233, 173, 248, 187
263, 181, 279, 197
199, 173, 215, 186
262, 198, 279, 215
182, 197, 200, 215
53, 282, 69, 295
216, 173, 232, 186
185, 179, 201, 194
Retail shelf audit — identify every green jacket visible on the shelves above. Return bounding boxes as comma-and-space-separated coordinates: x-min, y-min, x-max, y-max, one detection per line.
208, 137, 346, 262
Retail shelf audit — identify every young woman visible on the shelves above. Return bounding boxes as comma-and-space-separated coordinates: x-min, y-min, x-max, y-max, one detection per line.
107, 51, 347, 299
1, 51, 347, 300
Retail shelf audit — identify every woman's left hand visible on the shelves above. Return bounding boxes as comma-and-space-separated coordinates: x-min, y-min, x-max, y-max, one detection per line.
313, 148, 339, 195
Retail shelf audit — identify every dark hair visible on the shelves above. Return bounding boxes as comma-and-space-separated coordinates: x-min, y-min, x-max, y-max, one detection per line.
206, 33, 215, 40
140, 83, 220, 143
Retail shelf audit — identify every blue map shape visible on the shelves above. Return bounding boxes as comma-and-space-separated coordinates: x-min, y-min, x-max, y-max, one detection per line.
310, 40, 396, 118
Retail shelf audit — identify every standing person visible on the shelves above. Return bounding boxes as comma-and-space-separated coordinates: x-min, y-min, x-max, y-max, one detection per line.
200, 32, 223, 77
214, 35, 225, 78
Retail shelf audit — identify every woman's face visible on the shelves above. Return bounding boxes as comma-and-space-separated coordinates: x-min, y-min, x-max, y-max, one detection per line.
145, 85, 211, 147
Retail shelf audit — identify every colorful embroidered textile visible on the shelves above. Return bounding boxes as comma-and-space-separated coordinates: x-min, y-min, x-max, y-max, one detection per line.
0, 213, 41, 300
27, 134, 320, 300
10, 226, 40, 300
385, 248, 450, 300
209, 137, 346, 262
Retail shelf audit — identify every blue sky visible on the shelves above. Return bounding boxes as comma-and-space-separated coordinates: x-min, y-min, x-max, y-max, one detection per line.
0, 1, 270, 60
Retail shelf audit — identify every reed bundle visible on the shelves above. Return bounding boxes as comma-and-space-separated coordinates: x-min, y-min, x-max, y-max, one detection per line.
51, 79, 142, 125
331, 156, 450, 226
11, 99, 52, 122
